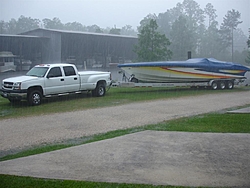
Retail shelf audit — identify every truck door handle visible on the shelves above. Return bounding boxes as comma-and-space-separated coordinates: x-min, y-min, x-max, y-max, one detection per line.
74, 78, 77, 80
61, 79, 64, 81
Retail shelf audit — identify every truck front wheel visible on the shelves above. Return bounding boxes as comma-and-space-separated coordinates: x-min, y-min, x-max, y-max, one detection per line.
92, 83, 106, 97
28, 90, 42, 105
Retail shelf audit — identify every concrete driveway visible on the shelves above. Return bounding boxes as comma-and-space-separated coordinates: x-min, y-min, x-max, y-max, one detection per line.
1, 131, 250, 187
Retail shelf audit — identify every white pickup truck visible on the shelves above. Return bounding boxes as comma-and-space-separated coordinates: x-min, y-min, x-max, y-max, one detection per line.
0, 63, 112, 105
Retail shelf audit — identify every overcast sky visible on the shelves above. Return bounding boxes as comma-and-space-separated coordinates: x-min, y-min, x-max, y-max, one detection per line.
1, 0, 249, 34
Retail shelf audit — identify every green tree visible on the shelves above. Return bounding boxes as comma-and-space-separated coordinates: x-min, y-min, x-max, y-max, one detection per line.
182, 0, 205, 25
120, 25, 137, 36
204, 3, 217, 27
246, 30, 250, 64
42, 17, 64, 29
0, 20, 8, 34
6, 18, 18, 34
220, 9, 243, 61
134, 19, 172, 62
86, 24, 103, 33
170, 16, 195, 60
16, 15, 40, 33
109, 27, 121, 35
0, 16, 40, 34
182, 0, 205, 57
64, 21, 86, 32
199, 3, 221, 58
157, 11, 172, 37
137, 14, 157, 33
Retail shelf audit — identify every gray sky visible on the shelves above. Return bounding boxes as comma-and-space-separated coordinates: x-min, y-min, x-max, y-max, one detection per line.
1, 0, 249, 34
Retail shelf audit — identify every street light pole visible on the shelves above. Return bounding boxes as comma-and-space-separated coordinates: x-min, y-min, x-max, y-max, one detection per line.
232, 26, 234, 62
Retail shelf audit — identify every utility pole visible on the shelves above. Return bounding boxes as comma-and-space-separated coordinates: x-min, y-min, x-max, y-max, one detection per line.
232, 26, 234, 62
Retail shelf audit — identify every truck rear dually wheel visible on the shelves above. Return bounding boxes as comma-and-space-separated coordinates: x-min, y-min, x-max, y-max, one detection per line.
92, 83, 106, 97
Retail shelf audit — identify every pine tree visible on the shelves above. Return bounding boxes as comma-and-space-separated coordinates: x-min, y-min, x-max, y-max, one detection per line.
246, 31, 250, 64
134, 19, 172, 62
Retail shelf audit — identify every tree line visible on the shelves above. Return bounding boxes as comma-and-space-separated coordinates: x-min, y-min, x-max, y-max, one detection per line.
137, 0, 249, 64
0, 0, 249, 64
0, 16, 137, 36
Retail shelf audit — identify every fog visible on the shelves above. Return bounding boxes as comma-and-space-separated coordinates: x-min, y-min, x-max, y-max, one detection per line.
1, 0, 249, 34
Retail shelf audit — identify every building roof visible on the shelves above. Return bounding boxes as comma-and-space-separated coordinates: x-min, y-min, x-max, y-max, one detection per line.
0, 34, 49, 39
21, 28, 138, 39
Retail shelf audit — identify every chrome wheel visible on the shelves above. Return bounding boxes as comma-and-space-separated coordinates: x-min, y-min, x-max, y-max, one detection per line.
211, 81, 218, 90
219, 81, 226, 90
28, 90, 42, 105
98, 86, 105, 96
226, 80, 234, 89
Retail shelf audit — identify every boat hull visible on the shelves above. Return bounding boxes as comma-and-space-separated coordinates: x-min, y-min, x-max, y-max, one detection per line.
118, 58, 250, 83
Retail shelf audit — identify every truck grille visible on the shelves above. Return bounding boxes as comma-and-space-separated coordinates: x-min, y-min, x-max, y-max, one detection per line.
3, 82, 14, 89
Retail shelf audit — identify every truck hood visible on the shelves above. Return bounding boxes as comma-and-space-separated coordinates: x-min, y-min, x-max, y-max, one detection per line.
3, 75, 39, 83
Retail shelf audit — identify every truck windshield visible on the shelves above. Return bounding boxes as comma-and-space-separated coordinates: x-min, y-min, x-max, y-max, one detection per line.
26, 67, 49, 77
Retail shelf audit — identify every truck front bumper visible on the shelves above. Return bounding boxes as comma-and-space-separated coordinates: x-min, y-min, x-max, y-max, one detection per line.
0, 88, 27, 100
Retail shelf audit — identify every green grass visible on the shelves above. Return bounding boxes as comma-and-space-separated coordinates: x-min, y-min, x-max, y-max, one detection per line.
146, 113, 250, 133
0, 86, 248, 120
0, 174, 184, 188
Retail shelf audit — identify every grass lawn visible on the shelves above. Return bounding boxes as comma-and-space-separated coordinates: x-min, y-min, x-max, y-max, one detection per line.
0, 174, 184, 188
0, 87, 249, 188
0, 86, 247, 120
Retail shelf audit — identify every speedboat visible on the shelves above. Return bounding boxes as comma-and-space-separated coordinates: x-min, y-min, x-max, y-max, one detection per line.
118, 58, 250, 83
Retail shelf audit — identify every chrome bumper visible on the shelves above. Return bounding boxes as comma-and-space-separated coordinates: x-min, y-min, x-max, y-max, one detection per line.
0, 88, 27, 100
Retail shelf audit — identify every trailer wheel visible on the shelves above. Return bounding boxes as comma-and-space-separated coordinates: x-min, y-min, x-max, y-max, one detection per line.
28, 89, 42, 106
92, 82, 106, 97
226, 80, 234, 89
219, 81, 226, 90
211, 81, 218, 90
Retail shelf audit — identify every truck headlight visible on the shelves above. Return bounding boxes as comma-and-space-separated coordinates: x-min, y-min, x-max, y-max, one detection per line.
13, 82, 21, 90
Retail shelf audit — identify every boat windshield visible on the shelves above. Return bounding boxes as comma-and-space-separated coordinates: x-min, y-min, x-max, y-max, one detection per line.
26, 67, 49, 77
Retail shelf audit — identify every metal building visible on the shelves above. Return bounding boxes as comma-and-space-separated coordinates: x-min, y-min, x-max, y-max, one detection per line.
0, 28, 138, 70
21, 28, 138, 68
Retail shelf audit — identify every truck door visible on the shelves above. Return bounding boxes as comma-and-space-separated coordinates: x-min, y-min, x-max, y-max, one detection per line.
63, 66, 80, 92
44, 67, 65, 94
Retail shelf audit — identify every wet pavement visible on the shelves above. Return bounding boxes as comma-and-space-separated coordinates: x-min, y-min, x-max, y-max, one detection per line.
227, 107, 250, 113
1, 131, 250, 187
